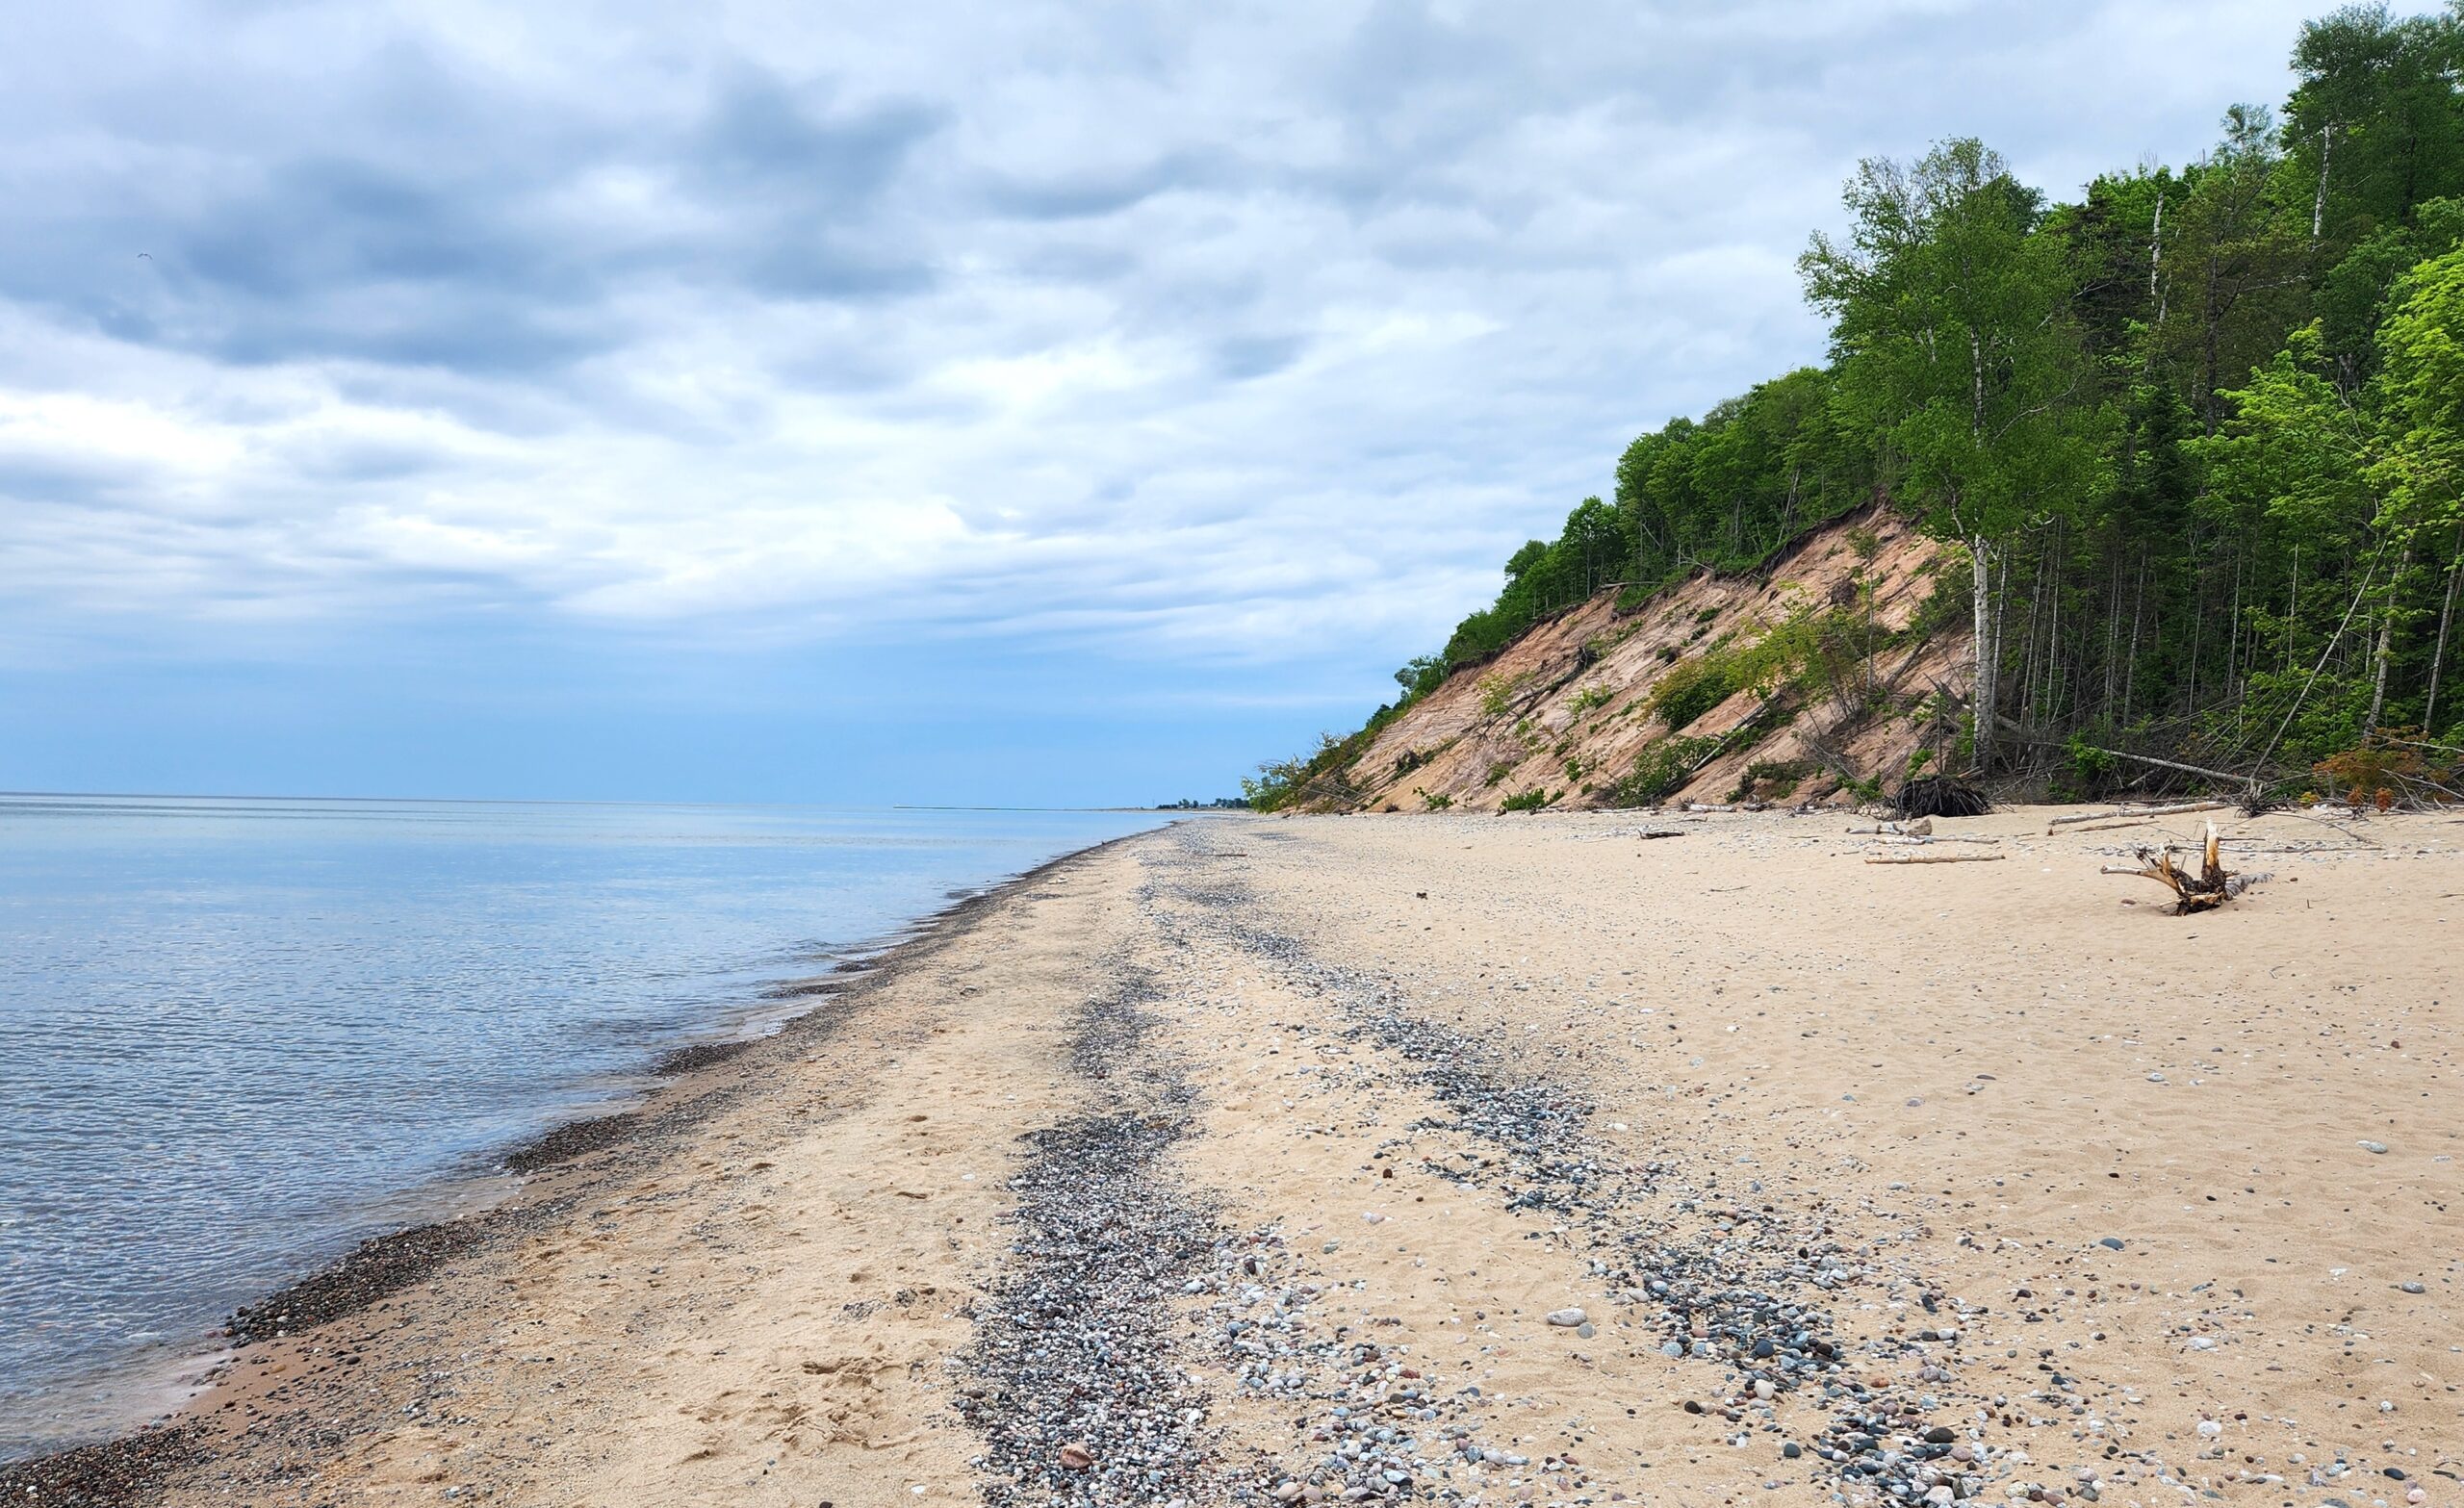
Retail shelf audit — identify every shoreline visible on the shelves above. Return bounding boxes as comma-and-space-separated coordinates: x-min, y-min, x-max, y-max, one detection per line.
0, 827, 1163, 1499
8, 805, 2456, 1507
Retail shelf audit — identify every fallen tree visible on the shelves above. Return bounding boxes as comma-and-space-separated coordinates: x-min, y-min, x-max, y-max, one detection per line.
2047, 800, 2238, 833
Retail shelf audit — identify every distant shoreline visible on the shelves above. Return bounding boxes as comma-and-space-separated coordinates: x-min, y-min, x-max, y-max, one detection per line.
1, 790, 1214, 812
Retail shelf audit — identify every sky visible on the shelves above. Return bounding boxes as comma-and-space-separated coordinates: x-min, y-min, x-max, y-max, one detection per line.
0, 0, 2400, 805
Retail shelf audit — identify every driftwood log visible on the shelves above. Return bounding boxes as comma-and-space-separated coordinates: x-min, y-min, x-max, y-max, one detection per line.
1864, 852, 2007, 865
1848, 818, 1932, 836
2100, 822, 2238, 913
2047, 800, 2237, 833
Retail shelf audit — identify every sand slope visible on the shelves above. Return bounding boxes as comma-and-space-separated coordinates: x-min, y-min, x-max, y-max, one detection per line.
1321, 504, 1969, 814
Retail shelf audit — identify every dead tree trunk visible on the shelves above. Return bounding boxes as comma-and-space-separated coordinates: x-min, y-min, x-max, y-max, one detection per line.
2104, 821, 2238, 913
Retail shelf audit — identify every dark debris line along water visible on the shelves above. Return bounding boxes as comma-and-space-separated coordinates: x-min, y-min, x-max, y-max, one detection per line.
0, 795, 1169, 1461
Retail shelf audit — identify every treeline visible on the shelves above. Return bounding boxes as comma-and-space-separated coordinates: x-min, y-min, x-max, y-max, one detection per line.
1259, 2, 2464, 809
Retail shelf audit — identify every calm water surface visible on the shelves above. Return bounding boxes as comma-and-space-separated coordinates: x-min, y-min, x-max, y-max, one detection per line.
0, 795, 1175, 1458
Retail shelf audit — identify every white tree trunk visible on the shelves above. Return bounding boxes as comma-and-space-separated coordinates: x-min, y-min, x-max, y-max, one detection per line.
1969, 536, 1995, 771
2365, 547, 2409, 735
2311, 124, 2333, 245
2426, 545, 2462, 731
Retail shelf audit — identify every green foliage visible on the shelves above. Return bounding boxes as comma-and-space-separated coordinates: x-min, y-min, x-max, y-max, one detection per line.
1393, 654, 1449, 703
1568, 683, 1616, 716
1645, 604, 1838, 731
2287, 9, 2464, 247
1499, 787, 1558, 812
2374, 249, 2464, 543
1728, 758, 1812, 803
1617, 369, 1878, 585
1608, 736, 1722, 806
1476, 671, 1527, 720
1649, 652, 1739, 729
1243, 729, 1360, 812
1483, 759, 1515, 787
1802, 139, 2109, 549
1416, 788, 1454, 811
2063, 735, 2118, 787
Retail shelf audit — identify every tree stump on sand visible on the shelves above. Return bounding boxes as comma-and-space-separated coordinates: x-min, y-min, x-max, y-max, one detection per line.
2101, 821, 2238, 913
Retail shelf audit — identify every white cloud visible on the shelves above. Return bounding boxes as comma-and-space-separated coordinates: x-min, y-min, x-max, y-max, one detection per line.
0, 0, 2394, 672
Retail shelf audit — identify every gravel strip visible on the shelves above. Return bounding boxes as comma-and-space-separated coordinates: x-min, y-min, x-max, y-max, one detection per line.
956, 969, 1250, 1508
1149, 824, 2151, 1506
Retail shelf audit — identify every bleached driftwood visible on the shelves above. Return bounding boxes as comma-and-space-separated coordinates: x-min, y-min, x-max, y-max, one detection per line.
1847, 817, 1933, 836
2065, 817, 2157, 834
1873, 834, 2003, 846
2047, 800, 2237, 833
1864, 852, 2007, 865
2103, 821, 2238, 913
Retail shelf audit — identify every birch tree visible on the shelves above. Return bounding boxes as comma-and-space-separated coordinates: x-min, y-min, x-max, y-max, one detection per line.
1801, 140, 2110, 770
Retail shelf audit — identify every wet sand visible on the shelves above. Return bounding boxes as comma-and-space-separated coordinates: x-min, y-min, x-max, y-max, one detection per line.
8, 807, 2458, 1507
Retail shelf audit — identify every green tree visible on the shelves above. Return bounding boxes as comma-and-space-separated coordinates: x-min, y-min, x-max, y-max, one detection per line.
2372, 248, 2464, 728
2286, 4, 2464, 245
2157, 108, 2308, 434
2194, 323, 2385, 751
1800, 139, 2111, 768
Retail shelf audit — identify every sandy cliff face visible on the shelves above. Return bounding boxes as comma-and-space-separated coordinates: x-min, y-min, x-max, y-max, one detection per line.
1327, 504, 1974, 811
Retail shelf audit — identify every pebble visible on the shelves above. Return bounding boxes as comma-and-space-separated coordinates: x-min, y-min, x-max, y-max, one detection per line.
1114, 835, 2135, 1508
2098, 1238, 2125, 1251
2398, 1281, 2426, 1294
953, 966, 1227, 1507
2359, 1140, 2390, 1155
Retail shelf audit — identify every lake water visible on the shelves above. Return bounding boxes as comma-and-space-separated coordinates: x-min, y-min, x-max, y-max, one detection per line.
0, 795, 1175, 1460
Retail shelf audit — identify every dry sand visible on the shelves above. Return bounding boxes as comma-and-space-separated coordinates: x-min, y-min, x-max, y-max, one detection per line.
14, 806, 2459, 1508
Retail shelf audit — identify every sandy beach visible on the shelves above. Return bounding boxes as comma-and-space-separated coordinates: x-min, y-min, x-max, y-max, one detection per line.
12, 807, 2459, 1508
